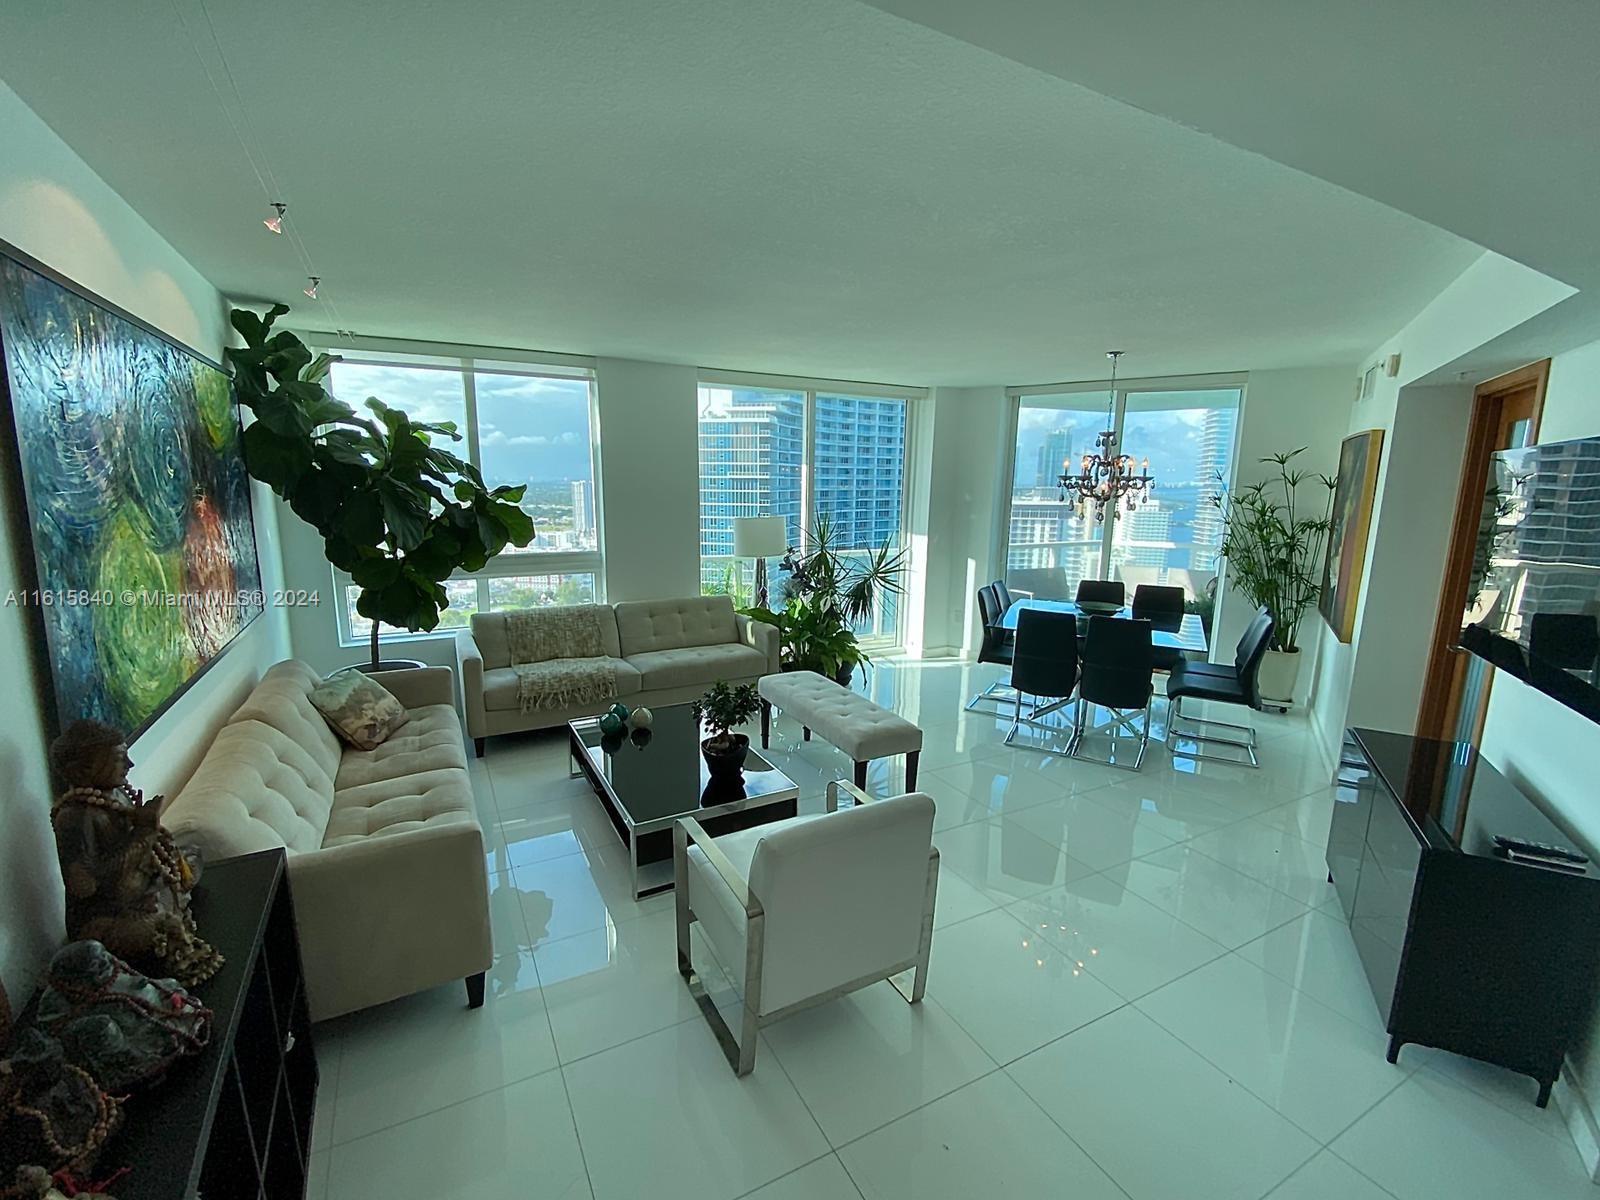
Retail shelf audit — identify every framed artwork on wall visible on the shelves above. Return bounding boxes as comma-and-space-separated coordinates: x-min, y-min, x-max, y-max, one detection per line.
0, 243, 263, 740
1319, 428, 1385, 643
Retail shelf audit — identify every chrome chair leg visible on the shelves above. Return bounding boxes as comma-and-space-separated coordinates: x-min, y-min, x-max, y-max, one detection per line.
965, 679, 1020, 712
1070, 698, 1153, 771
1166, 695, 1261, 767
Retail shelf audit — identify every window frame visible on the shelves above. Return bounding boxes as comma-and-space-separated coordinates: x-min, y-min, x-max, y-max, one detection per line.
314, 346, 603, 647
696, 370, 926, 650
999, 371, 1246, 599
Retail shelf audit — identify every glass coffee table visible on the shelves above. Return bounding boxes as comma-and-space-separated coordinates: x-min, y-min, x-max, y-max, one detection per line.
568, 703, 800, 899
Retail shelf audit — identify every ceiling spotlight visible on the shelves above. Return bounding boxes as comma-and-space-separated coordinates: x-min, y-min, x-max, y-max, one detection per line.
303, 276, 320, 299
263, 202, 287, 234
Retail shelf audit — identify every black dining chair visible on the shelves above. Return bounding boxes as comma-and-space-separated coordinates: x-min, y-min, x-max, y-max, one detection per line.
1165, 606, 1275, 767
1076, 579, 1126, 608
1004, 608, 1080, 755
966, 584, 1019, 712
1132, 585, 1188, 673
1071, 616, 1156, 770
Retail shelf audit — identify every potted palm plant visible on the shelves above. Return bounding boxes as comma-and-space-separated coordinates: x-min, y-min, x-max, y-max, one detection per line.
1210, 448, 1335, 704
743, 512, 905, 686
227, 304, 535, 671
692, 681, 762, 779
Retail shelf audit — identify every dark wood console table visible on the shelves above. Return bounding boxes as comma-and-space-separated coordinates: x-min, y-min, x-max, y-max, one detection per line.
107, 848, 317, 1197
1327, 727, 1600, 1107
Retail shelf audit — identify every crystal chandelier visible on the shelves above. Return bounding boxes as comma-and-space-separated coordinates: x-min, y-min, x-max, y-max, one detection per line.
1057, 350, 1155, 522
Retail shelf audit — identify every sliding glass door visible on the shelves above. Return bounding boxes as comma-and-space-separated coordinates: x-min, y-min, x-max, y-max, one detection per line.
1004, 381, 1242, 607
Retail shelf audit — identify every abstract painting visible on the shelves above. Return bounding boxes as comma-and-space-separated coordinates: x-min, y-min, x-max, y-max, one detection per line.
1319, 428, 1385, 643
0, 251, 262, 738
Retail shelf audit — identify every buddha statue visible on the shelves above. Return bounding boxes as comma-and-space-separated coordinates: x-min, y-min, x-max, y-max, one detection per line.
47, 721, 222, 987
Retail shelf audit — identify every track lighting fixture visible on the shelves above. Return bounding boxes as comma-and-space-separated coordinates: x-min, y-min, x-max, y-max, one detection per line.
263, 202, 287, 234
303, 276, 320, 299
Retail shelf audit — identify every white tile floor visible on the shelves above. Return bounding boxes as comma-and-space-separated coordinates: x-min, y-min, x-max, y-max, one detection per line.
308, 658, 1597, 1200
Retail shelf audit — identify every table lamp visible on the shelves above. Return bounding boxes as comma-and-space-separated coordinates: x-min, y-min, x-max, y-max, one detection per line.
733, 515, 789, 608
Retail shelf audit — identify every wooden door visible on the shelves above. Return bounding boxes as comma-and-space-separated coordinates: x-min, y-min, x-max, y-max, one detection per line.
1414, 361, 1548, 744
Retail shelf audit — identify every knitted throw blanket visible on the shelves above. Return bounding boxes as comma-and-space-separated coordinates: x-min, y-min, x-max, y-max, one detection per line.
505, 605, 616, 713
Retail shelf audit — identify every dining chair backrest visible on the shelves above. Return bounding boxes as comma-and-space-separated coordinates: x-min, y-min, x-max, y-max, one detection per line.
1079, 616, 1154, 711
993, 579, 1016, 611
1234, 607, 1277, 708
1076, 579, 1126, 608
1530, 612, 1600, 670
1131, 584, 1186, 618
976, 584, 1009, 664
1012, 609, 1078, 700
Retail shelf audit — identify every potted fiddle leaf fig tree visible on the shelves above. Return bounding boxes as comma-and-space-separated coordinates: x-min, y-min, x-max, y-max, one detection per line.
227, 304, 536, 671
1210, 448, 1335, 705
691, 680, 762, 779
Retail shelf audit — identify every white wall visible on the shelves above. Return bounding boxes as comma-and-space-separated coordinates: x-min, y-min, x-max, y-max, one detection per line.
0, 80, 290, 1004
593, 357, 702, 603
915, 386, 1010, 657
1306, 252, 1575, 761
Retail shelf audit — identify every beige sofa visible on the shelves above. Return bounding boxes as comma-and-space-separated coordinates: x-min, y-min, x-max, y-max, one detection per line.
458, 595, 780, 754
163, 661, 490, 1022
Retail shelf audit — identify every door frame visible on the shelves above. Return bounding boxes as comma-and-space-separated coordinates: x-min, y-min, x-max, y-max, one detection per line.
1414, 359, 1549, 743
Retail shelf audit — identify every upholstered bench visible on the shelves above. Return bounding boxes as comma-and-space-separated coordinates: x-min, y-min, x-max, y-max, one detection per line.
757, 671, 923, 791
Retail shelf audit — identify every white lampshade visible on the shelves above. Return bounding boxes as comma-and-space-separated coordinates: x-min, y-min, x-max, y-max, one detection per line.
733, 515, 788, 558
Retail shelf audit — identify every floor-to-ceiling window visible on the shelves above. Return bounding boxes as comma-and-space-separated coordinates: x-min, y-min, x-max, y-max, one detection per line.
324, 352, 601, 642
697, 375, 916, 644
1003, 378, 1242, 609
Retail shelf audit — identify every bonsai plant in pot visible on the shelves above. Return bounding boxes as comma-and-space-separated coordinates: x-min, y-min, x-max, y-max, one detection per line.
227, 304, 535, 671
743, 512, 905, 686
691, 680, 762, 779
1211, 448, 1335, 705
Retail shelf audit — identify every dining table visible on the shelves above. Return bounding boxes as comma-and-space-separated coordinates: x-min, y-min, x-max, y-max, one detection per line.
998, 597, 1210, 656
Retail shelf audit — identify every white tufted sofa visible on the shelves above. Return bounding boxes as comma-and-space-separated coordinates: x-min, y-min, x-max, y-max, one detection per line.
163, 661, 490, 1021
458, 595, 780, 754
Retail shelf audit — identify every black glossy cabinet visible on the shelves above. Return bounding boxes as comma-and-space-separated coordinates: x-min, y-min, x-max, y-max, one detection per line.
1327, 728, 1600, 1107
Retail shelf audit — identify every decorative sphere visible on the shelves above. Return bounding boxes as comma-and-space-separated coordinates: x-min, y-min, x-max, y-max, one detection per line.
629, 706, 654, 730
599, 711, 624, 735
629, 727, 653, 749
599, 730, 625, 755
609, 703, 631, 722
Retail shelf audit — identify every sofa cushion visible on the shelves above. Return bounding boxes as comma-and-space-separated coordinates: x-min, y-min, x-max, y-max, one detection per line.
481, 658, 641, 712
614, 596, 738, 656
471, 609, 622, 670
333, 704, 467, 789
164, 719, 336, 859
627, 643, 768, 692
322, 769, 478, 847
310, 670, 410, 750
228, 661, 344, 787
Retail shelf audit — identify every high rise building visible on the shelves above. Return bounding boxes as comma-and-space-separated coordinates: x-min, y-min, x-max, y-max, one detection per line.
570, 479, 593, 541
696, 388, 906, 594
1036, 429, 1075, 488
1189, 405, 1238, 567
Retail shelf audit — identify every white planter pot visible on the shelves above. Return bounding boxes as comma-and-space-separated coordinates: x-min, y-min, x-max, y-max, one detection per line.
1258, 648, 1301, 706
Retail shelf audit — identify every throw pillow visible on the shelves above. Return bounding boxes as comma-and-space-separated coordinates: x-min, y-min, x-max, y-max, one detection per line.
309, 671, 410, 750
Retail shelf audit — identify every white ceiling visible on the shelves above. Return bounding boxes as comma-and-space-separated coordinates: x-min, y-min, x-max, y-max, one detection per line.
0, 0, 1482, 386
862, 0, 1600, 375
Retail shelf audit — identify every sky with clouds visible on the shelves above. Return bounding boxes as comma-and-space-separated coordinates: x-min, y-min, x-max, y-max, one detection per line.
328, 361, 594, 487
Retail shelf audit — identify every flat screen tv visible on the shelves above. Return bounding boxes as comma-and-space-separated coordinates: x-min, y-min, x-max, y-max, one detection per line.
1459, 434, 1600, 723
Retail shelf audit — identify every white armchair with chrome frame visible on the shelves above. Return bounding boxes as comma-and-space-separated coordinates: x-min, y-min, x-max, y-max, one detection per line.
672, 780, 939, 1076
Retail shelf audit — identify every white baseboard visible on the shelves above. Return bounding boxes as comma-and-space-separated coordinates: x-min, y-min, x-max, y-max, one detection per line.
1556, 1060, 1600, 1183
